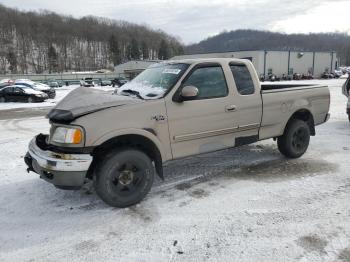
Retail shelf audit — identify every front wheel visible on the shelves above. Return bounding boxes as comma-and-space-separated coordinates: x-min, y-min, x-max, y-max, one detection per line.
0, 97, 5, 103
27, 97, 34, 103
277, 119, 310, 158
94, 148, 155, 207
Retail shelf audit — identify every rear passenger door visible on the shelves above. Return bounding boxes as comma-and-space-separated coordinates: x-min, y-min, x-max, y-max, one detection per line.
228, 62, 262, 145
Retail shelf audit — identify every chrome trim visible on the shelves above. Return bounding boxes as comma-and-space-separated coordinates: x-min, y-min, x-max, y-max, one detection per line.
28, 138, 92, 172
173, 123, 260, 142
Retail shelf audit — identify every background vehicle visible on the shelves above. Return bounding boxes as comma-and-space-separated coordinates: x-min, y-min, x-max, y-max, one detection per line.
15, 79, 56, 98
44, 79, 62, 88
0, 85, 48, 103
25, 58, 330, 208
100, 80, 112, 86
343, 76, 350, 122
111, 77, 128, 87
80, 77, 94, 87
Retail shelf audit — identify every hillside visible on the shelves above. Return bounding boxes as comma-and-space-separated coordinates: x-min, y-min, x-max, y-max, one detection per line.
186, 30, 350, 65
0, 5, 184, 74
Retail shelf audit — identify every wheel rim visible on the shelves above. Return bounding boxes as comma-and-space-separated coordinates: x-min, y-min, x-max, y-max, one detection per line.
28, 97, 33, 103
0, 97, 5, 102
111, 162, 145, 196
292, 128, 308, 151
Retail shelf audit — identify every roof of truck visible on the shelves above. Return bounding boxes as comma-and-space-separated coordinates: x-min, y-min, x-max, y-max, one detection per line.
164, 57, 250, 64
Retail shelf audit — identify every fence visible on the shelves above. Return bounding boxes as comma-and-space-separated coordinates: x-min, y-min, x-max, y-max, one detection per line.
0, 72, 125, 83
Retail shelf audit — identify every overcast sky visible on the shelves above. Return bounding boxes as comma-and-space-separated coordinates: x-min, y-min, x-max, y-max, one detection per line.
1, 0, 349, 44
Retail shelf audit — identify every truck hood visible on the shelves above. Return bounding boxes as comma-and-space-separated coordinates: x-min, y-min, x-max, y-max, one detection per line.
47, 87, 142, 122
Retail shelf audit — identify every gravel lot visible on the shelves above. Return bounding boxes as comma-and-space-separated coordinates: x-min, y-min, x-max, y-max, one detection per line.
0, 79, 349, 261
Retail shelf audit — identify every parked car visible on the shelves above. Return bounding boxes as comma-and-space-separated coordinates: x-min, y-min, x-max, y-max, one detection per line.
44, 79, 62, 88
80, 77, 94, 87
100, 80, 112, 86
321, 72, 334, 79
0, 85, 48, 103
112, 77, 128, 87
342, 75, 350, 122
15, 79, 56, 98
0, 78, 15, 86
25, 58, 331, 207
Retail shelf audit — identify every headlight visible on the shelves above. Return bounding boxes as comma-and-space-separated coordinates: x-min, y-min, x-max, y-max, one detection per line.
51, 127, 83, 144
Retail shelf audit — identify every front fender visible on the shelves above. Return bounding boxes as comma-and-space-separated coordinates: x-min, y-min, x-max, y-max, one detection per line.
91, 128, 167, 162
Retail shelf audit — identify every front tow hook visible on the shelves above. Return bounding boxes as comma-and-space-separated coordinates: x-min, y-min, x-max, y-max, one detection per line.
24, 152, 35, 173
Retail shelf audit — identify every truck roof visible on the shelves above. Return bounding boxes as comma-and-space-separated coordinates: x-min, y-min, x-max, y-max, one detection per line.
165, 57, 250, 65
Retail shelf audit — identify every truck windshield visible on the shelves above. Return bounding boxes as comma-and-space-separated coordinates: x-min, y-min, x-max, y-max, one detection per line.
118, 63, 189, 99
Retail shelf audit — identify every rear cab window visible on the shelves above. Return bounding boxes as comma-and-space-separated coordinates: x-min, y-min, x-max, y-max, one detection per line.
230, 63, 255, 95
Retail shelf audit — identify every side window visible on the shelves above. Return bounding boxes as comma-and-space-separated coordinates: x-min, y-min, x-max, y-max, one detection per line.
13, 87, 22, 93
183, 66, 228, 99
230, 64, 255, 95
3, 87, 13, 93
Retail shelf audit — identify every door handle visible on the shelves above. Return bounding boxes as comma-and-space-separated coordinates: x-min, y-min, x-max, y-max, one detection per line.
225, 105, 237, 112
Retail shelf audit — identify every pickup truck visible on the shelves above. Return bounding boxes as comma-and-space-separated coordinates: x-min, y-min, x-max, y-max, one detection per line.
25, 58, 330, 207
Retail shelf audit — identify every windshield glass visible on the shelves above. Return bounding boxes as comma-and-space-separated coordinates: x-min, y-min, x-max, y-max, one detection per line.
118, 63, 189, 99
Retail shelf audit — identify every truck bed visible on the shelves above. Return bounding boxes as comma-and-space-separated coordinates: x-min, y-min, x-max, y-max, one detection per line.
261, 83, 324, 92
259, 83, 330, 140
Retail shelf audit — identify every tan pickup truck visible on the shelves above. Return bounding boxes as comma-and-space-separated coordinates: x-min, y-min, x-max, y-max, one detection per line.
25, 58, 330, 207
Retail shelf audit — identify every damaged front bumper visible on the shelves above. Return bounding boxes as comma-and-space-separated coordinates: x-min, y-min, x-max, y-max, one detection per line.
25, 136, 93, 188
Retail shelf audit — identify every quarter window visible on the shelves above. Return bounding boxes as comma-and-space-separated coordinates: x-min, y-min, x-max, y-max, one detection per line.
230, 64, 255, 95
182, 66, 228, 99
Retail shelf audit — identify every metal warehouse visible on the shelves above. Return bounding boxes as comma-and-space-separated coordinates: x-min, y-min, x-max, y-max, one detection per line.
172, 50, 338, 78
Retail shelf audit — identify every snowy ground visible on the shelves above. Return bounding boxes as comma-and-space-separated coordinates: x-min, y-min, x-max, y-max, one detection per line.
0, 79, 349, 261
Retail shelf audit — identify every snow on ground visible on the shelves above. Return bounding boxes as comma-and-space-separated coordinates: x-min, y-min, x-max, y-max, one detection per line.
0, 85, 116, 111
0, 79, 349, 261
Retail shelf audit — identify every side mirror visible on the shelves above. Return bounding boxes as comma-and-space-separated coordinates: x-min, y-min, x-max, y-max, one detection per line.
180, 85, 199, 101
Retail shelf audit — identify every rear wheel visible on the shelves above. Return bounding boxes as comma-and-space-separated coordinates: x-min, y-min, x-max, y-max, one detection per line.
277, 119, 310, 158
94, 148, 155, 207
27, 97, 34, 103
0, 97, 5, 103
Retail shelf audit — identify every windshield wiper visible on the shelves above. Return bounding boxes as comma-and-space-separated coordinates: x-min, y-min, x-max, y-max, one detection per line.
120, 89, 144, 100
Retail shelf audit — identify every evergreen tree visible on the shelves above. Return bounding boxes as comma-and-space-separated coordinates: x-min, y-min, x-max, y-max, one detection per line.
141, 41, 148, 60
48, 45, 58, 73
130, 38, 140, 60
6, 50, 17, 73
158, 39, 169, 60
109, 34, 121, 65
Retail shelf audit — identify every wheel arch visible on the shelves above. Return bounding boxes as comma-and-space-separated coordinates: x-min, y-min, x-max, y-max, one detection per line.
89, 132, 164, 180
284, 109, 315, 136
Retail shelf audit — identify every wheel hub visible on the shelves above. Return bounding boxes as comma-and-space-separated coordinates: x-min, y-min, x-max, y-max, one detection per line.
118, 170, 134, 185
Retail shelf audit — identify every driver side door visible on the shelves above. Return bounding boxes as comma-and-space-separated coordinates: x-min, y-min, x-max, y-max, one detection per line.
165, 63, 237, 159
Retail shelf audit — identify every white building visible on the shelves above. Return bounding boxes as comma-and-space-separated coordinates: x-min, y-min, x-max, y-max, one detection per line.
114, 60, 160, 79
172, 50, 338, 78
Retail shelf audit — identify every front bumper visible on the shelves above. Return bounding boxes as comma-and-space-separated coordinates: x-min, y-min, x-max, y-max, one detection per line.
25, 137, 93, 188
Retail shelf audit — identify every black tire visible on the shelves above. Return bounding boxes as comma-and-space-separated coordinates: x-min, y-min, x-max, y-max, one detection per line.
94, 148, 155, 207
277, 119, 310, 158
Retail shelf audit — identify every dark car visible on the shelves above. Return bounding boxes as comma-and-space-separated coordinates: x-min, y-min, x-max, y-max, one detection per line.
0, 85, 48, 103
15, 80, 56, 98
112, 77, 128, 87
100, 80, 112, 86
